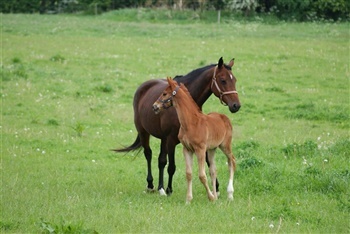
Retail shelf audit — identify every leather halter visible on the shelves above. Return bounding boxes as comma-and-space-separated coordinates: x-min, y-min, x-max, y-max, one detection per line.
157, 86, 180, 110
211, 65, 238, 105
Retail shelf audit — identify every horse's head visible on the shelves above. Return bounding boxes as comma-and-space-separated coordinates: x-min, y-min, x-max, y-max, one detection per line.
152, 77, 178, 115
211, 57, 241, 113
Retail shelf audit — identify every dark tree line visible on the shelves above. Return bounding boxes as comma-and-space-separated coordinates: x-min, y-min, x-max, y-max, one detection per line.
0, 0, 348, 21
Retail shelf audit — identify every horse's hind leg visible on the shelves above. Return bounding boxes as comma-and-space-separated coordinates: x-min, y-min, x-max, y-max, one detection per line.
139, 131, 154, 191
206, 151, 220, 196
157, 139, 167, 196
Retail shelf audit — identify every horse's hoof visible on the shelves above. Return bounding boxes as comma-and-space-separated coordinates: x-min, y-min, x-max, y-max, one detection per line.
159, 188, 167, 196
166, 187, 173, 195
146, 187, 156, 193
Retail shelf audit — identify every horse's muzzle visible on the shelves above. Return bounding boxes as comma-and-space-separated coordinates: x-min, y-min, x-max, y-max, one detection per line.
229, 103, 241, 113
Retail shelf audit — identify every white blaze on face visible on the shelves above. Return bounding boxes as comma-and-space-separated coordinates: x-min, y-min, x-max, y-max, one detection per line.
230, 74, 233, 80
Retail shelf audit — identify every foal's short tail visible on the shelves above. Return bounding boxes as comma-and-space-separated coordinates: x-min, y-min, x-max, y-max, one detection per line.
112, 135, 142, 153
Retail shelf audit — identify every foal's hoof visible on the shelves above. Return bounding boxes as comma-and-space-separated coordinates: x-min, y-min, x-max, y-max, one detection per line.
228, 194, 234, 201
208, 193, 216, 201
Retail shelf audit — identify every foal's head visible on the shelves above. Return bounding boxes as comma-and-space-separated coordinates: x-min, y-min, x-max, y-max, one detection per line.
211, 57, 241, 113
152, 78, 180, 115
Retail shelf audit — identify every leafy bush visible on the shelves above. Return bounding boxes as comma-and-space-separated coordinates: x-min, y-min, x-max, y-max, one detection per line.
240, 156, 264, 169
282, 140, 318, 158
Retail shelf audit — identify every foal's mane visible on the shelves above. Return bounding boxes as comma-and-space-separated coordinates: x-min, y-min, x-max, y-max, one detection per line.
178, 83, 201, 113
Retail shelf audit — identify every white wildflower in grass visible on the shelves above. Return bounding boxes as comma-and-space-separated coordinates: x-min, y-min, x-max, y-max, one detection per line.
324, 159, 328, 163
269, 223, 274, 228
302, 157, 308, 165
251, 217, 255, 221
92, 160, 96, 163
42, 150, 46, 154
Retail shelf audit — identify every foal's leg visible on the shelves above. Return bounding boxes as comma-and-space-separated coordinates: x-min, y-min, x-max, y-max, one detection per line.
219, 144, 236, 200
207, 149, 218, 200
196, 148, 215, 201
206, 152, 220, 195
183, 148, 193, 203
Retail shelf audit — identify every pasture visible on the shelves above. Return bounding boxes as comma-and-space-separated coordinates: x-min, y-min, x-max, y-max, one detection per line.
1, 11, 349, 233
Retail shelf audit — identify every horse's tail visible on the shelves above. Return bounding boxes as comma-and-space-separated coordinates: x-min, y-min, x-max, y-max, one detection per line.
112, 135, 142, 153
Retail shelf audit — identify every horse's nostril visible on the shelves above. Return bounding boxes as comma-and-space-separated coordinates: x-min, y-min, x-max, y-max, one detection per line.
230, 103, 241, 113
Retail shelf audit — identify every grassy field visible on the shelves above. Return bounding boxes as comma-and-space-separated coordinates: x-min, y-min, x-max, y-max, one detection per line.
1, 10, 349, 233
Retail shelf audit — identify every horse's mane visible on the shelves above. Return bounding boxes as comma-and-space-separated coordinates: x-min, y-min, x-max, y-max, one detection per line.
174, 63, 232, 84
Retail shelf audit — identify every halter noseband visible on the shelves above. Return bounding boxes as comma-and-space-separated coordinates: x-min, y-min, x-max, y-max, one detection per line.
211, 65, 238, 106
157, 86, 180, 110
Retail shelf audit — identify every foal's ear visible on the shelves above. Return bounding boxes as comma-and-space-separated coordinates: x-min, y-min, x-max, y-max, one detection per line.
218, 57, 224, 68
228, 58, 235, 68
167, 76, 174, 84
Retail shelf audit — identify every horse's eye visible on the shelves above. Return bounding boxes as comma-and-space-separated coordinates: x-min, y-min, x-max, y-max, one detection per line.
221, 79, 227, 85
162, 93, 166, 96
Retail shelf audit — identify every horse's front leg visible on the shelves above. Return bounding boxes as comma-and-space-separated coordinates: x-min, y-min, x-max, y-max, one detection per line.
183, 147, 193, 203
157, 139, 167, 196
196, 148, 215, 201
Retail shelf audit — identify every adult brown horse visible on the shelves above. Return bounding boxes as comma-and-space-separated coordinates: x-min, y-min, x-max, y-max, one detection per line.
153, 77, 236, 203
113, 57, 240, 195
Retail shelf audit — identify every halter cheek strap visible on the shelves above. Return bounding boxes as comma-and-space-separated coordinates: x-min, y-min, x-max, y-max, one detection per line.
211, 65, 238, 106
157, 86, 180, 109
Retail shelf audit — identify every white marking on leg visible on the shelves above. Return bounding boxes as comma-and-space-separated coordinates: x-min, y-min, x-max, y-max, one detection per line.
227, 178, 234, 200
159, 188, 167, 196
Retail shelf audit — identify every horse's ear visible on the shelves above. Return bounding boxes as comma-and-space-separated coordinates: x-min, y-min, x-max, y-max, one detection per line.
218, 57, 224, 68
228, 58, 235, 68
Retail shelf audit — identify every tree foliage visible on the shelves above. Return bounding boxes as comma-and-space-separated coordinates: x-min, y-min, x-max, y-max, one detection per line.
0, 0, 348, 21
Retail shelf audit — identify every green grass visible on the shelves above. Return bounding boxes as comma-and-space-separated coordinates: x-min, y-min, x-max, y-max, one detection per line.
1, 11, 349, 233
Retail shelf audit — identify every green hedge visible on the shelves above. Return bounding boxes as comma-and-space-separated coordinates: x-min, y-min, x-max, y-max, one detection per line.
0, 0, 349, 21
